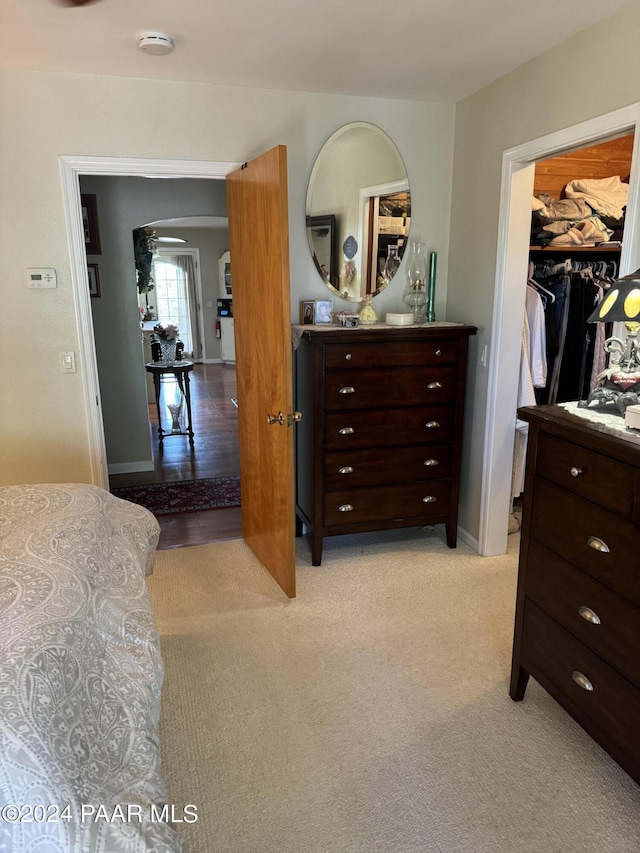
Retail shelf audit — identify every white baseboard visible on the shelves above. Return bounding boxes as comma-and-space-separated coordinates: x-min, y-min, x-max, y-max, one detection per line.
457, 525, 479, 553
204, 358, 222, 364
107, 461, 155, 475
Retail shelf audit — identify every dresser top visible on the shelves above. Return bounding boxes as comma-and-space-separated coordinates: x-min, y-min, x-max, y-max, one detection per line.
518, 402, 640, 460
292, 321, 476, 349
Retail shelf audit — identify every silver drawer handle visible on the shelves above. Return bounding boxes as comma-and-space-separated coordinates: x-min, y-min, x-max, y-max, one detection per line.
570, 466, 583, 477
427, 381, 443, 389
587, 536, 610, 553
435, 349, 442, 356
338, 466, 354, 475
424, 459, 439, 466
338, 504, 354, 512
339, 386, 355, 394
425, 421, 440, 429
339, 427, 354, 435
578, 605, 601, 625
345, 353, 352, 360
572, 671, 594, 692
422, 496, 437, 503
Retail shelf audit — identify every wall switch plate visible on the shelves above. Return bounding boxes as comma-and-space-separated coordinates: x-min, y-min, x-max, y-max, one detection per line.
26, 268, 57, 288
60, 351, 76, 373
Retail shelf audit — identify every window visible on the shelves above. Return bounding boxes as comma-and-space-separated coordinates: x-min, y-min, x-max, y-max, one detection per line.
152, 255, 193, 354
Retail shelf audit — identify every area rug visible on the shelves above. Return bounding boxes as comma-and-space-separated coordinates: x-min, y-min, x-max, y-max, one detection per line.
112, 476, 241, 516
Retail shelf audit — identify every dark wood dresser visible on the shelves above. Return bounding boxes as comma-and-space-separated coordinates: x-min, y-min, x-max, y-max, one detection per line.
511, 404, 640, 785
293, 323, 476, 565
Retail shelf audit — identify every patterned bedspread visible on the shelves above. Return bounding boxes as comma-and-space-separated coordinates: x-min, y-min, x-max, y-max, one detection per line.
0, 484, 183, 852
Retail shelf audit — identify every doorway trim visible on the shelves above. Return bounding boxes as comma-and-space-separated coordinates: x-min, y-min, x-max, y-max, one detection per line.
479, 103, 640, 556
59, 156, 242, 489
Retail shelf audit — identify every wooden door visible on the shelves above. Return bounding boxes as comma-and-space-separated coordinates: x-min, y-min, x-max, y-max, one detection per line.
226, 146, 296, 598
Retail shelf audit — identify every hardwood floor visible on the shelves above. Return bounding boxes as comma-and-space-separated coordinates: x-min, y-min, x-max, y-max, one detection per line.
109, 363, 242, 549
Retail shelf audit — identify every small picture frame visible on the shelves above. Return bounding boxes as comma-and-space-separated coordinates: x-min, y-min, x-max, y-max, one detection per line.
87, 263, 101, 298
81, 193, 102, 255
300, 300, 315, 325
314, 300, 333, 325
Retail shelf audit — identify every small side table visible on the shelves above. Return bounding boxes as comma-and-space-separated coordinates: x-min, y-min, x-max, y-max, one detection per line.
145, 361, 195, 447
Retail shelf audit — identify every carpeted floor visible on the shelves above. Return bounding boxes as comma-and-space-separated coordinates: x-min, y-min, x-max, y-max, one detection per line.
112, 476, 241, 516
147, 528, 640, 853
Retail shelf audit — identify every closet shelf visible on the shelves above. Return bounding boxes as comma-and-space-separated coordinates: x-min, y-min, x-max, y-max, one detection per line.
529, 245, 621, 253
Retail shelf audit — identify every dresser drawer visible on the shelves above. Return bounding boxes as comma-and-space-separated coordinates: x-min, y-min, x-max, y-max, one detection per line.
324, 444, 452, 489
324, 480, 451, 527
323, 339, 458, 370
536, 432, 637, 517
522, 601, 640, 767
525, 541, 640, 687
530, 477, 640, 606
324, 406, 452, 449
324, 366, 456, 409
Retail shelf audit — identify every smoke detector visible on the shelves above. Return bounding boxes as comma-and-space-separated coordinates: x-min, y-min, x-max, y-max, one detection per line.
138, 33, 175, 56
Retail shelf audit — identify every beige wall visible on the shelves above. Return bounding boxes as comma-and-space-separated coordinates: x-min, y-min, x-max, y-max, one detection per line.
447, 1, 640, 541
0, 69, 455, 486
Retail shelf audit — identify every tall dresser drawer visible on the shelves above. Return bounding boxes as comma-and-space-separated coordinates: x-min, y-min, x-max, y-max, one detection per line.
323, 340, 458, 369
323, 366, 456, 409
530, 477, 640, 605
522, 601, 640, 768
324, 480, 451, 527
324, 444, 452, 489
525, 541, 640, 687
324, 406, 452, 449
536, 432, 637, 517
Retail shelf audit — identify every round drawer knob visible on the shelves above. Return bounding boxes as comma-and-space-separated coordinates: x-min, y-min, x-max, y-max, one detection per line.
572, 671, 594, 692
570, 466, 583, 477
578, 605, 601, 625
587, 536, 610, 553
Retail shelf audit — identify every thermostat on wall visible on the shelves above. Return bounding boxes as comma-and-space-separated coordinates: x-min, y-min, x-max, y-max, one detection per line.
25, 268, 57, 288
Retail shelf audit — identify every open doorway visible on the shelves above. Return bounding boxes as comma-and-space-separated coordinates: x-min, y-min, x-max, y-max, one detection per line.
478, 104, 640, 557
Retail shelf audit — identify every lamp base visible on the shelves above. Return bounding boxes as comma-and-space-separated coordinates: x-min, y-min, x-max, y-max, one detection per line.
578, 373, 640, 416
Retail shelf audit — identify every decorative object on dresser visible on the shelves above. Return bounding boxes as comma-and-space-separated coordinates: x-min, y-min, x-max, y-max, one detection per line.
580, 268, 640, 413
293, 322, 477, 565
510, 404, 640, 785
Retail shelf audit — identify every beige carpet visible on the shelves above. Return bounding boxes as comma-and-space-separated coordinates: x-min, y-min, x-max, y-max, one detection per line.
147, 528, 640, 853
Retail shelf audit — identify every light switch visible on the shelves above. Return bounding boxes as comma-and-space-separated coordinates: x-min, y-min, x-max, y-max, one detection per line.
60, 351, 76, 373
26, 268, 57, 288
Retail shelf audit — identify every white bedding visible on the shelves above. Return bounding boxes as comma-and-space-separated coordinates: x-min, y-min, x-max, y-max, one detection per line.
0, 483, 183, 852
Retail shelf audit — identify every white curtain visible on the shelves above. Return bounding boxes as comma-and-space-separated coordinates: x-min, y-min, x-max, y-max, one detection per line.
175, 254, 202, 361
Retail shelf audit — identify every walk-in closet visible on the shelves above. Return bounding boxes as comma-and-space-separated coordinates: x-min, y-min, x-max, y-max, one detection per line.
511, 133, 634, 530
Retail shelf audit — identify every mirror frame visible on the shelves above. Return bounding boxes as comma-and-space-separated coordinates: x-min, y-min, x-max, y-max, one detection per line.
306, 122, 410, 302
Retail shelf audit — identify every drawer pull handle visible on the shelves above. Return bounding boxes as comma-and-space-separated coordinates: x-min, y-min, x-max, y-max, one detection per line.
571, 671, 594, 692
427, 381, 443, 389
339, 427, 354, 435
570, 466, 583, 477
422, 496, 437, 503
338, 504, 354, 512
435, 349, 442, 356
578, 605, 601, 625
425, 421, 440, 429
338, 466, 354, 475
339, 386, 355, 394
424, 459, 439, 466
345, 353, 352, 360
587, 536, 610, 554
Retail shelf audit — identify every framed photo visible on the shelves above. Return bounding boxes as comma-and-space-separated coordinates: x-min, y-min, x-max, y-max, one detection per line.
315, 300, 333, 325
87, 263, 101, 298
81, 194, 101, 254
300, 300, 315, 325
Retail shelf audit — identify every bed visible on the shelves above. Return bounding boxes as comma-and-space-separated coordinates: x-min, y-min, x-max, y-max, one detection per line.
0, 483, 183, 852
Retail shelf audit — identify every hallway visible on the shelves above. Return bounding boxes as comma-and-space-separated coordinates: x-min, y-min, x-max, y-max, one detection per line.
109, 363, 242, 549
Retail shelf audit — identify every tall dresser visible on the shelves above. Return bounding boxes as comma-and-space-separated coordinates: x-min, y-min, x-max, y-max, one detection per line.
511, 404, 640, 784
293, 322, 476, 565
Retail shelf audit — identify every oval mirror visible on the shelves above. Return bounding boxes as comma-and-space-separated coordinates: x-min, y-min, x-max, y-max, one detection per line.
306, 122, 411, 302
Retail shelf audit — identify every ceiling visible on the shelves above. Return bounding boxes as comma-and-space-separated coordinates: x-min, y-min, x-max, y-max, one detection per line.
1, 0, 633, 102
